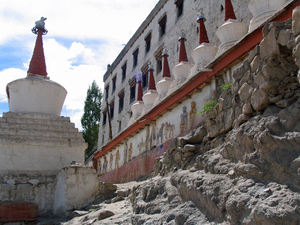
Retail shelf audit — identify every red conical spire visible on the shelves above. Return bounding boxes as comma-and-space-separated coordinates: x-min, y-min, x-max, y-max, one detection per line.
148, 63, 156, 90
162, 47, 171, 78
178, 31, 188, 63
137, 80, 143, 101
28, 18, 48, 77
197, 9, 209, 45
225, 0, 236, 21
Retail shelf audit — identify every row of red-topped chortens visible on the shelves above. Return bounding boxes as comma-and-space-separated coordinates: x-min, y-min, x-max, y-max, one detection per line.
2, 0, 300, 223
92, 0, 269, 182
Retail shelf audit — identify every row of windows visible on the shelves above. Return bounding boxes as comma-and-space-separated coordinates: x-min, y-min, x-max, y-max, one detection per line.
102, 1, 184, 127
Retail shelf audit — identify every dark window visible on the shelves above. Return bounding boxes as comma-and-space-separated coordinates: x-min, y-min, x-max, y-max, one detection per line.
145, 33, 151, 54
158, 15, 167, 38
154, 46, 163, 75
118, 121, 122, 132
122, 63, 127, 82
110, 101, 114, 120
118, 91, 124, 113
102, 109, 107, 125
112, 76, 116, 94
129, 77, 136, 104
133, 48, 139, 68
156, 59, 162, 74
175, 0, 184, 19
105, 85, 109, 101
141, 63, 149, 89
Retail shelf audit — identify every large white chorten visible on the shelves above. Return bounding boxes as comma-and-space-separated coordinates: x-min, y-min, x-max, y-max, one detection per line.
0, 18, 86, 175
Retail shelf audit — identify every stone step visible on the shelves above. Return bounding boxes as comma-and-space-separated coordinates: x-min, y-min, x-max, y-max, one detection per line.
0, 135, 86, 148
2, 112, 70, 122
0, 136, 87, 148
0, 127, 81, 139
0, 117, 75, 129
0, 121, 77, 132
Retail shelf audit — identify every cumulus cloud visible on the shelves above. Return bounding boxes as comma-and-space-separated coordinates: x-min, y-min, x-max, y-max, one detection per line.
0, 0, 159, 128
0, 68, 25, 103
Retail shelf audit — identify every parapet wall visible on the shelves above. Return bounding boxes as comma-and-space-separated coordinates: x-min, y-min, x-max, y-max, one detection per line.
0, 165, 100, 218
0, 173, 56, 216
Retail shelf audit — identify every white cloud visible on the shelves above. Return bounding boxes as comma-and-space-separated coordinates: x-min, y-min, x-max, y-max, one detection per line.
0, 68, 25, 103
0, 0, 159, 129
0, 0, 159, 45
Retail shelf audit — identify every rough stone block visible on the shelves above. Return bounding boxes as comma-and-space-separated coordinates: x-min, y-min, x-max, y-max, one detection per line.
183, 145, 197, 153
242, 103, 254, 115
238, 83, 253, 102
251, 88, 270, 111
292, 6, 300, 36
186, 126, 207, 144
250, 55, 261, 72
6, 179, 15, 185
277, 29, 293, 46
29, 179, 40, 185
249, 45, 260, 63
260, 28, 280, 59
239, 71, 251, 86
262, 65, 288, 80
168, 137, 177, 154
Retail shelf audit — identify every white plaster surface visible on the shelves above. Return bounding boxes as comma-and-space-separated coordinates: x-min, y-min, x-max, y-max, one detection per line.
156, 77, 173, 97
248, 0, 288, 32
0, 112, 86, 174
172, 62, 194, 81
216, 19, 248, 56
53, 166, 99, 217
191, 43, 218, 69
7, 76, 67, 117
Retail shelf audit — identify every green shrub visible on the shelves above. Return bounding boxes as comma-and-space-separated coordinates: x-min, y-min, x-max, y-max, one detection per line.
220, 83, 233, 90
195, 99, 217, 115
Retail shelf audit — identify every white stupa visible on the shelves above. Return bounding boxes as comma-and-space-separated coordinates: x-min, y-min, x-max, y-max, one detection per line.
0, 18, 86, 175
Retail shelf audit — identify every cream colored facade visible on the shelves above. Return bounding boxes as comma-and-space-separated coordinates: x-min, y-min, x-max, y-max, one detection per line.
98, 0, 253, 148
96, 0, 294, 179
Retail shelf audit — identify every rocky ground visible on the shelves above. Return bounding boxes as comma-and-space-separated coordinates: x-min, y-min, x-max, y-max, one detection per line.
34, 14, 300, 225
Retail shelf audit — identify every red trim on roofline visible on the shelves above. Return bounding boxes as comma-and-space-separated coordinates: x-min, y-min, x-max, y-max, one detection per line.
94, 1, 300, 160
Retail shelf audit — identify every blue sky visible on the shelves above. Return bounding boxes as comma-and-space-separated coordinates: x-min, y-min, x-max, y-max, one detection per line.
0, 0, 159, 129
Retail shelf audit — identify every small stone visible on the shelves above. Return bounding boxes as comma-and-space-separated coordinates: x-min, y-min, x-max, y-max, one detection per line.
238, 83, 253, 102
269, 94, 283, 104
169, 138, 178, 154
242, 103, 254, 115
186, 126, 207, 144
183, 144, 197, 153
251, 55, 261, 72
276, 99, 290, 108
249, 45, 260, 63
6, 179, 15, 185
72, 210, 88, 218
111, 196, 125, 203
292, 6, 300, 36
260, 28, 280, 59
251, 88, 269, 111
98, 210, 114, 220
228, 170, 235, 177
277, 29, 293, 46
183, 152, 195, 159
29, 179, 40, 185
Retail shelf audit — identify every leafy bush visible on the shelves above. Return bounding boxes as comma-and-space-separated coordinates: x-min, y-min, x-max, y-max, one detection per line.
194, 99, 217, 115
220, 83, 233, 90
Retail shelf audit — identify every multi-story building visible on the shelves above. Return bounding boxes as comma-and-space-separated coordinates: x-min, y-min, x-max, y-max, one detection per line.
91, 0, 296, 183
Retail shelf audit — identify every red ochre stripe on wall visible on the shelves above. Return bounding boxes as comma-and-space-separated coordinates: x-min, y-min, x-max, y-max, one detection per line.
94, 0, 300, 161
